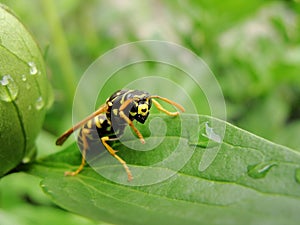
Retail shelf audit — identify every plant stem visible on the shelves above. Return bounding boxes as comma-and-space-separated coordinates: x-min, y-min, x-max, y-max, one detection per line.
41, 0, 77, 106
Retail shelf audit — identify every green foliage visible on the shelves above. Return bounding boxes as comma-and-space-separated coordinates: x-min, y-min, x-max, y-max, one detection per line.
1, 1, 300, 225
0, 173, 103, 225
0, 4, 52, 176
26, 115, 300, 225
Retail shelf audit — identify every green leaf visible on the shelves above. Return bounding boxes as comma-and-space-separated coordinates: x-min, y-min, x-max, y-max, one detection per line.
0, 172, 101, 225
27, 115, 300, 225
0, 4, 52, 176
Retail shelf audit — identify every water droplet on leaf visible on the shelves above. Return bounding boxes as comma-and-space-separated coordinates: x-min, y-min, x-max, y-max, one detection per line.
0, 75, 19, 102
247, 162, 277, 179
203, 122, 222, 143
21, 74, 27, 82
28, 61, 38, 75
0, 75, 10, 86
35, 96, 45, 110
22, 157, 31, 163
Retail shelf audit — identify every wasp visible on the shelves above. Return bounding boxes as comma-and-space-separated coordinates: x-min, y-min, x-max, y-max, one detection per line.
56, 89, 185, 181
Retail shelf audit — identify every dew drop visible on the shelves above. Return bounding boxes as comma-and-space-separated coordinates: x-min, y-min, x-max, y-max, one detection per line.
247, 162, 277, 179
21, 74, 27, 82
295, 168, 300, 184
28, 61, 38, 75
203, 122, 222, 143
35, 96, 45, 110
22, 157, 31, 163
0, 75, 19, 102
0, 75, 10, 86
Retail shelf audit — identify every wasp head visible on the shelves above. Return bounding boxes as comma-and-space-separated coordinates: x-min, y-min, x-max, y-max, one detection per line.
130, 97, 152, 124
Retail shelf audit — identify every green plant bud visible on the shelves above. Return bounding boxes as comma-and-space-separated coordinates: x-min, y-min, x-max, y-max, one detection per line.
0, 4, 52, 176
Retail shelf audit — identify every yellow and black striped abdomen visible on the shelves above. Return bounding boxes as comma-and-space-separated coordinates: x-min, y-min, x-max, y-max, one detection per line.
77, 114, 126, 151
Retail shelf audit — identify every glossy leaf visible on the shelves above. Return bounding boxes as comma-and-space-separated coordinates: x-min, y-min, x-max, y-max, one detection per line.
0, 4, 52, 176
27, 115, 300, 225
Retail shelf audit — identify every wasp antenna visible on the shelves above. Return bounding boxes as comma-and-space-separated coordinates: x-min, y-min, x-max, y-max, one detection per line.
150, 95, 185, 112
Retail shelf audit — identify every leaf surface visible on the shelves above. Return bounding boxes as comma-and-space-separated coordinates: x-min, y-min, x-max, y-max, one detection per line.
27, 115, 300, 225
0, 4, 52, 176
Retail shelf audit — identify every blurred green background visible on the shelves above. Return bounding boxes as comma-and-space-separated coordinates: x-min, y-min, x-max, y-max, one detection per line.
1, 0, 300, 224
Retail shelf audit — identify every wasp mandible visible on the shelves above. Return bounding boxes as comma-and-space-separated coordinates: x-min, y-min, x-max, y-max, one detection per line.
56, 89, 185, 181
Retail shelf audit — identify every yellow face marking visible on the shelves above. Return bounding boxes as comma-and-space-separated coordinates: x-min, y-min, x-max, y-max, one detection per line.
130, 111, 137, 116
138, 104, 149, 116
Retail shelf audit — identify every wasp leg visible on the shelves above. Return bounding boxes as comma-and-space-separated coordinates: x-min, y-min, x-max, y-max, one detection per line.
101, 136, 133, 181
119, 102, 145, 144
152, 99, 180, 116
64, 128, 89, 176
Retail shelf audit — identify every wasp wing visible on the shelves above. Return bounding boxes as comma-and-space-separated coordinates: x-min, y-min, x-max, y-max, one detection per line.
56, 104, 109, 146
